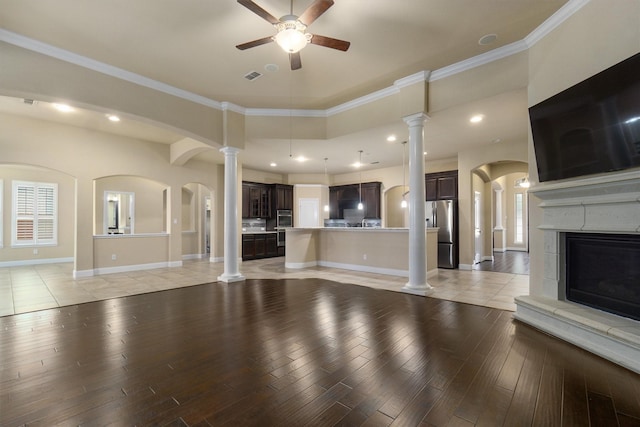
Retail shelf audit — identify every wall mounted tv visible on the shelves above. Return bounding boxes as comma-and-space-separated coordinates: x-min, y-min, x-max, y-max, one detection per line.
529, 51, 640, 182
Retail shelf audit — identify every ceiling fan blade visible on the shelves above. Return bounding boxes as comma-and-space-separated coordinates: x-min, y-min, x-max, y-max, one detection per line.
310, 34, 350, 51
236, 36, 274, 50
237, 0, 280, 25
298, 0, 334, 26
290, 52, 302, 70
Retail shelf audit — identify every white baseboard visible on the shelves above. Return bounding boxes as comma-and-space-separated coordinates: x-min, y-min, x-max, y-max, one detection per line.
182, 253, 207, 260
0, 256, 73, 268
210, 256, 224, 263
482, 255, 494, 262
493, 248, 507, 253
92, 261, 176, 276
318, 260, 410, 278
285, 260, 318, 269
506, 247, 528, 252
459, 263, 473, 270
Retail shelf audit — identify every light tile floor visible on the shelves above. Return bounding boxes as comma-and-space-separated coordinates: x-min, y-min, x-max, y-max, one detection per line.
0, 258, 529, 317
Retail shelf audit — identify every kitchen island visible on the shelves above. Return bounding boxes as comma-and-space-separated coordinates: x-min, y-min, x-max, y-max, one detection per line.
285, 227, 439, 277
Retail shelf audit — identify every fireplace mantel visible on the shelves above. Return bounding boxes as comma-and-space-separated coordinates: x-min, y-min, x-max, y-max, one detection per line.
515, 168, 640, 374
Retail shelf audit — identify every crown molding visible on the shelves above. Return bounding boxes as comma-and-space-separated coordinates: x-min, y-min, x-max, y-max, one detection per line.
525, 0, 591, 47
430, 40, 529, 82
244, 108, 327, 118
394, 71, 431, 88
0, 29, 222, 110
0, 0, 587, 117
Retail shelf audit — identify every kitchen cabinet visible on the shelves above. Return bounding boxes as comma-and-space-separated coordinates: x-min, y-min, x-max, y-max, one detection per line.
271, 184, 294, 213
329, 182, 381, 219
242, 232, 279, 260
242, 184, 250, 218
242, 182, 271, 218
425, 171, 458, 201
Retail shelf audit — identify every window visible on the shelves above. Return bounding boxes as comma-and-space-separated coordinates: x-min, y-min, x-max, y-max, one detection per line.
514, 193, 524, 244
12, 181, 58, 246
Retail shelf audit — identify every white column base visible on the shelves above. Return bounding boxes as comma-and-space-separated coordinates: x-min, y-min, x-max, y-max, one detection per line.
217, 273, 246, 283
401, 282, 434, 296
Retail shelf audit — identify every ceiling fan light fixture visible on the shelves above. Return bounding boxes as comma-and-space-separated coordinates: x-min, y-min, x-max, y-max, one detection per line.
274, 18, 311, 53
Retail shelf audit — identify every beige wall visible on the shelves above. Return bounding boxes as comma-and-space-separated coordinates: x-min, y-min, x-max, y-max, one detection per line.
0, 42, 224, 147
527, 0, 640, 296
95, 175, 167, 234
0, 112, 221, 272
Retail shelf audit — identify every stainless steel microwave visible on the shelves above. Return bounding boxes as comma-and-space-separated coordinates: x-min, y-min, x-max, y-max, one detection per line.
276, 210, 292, 228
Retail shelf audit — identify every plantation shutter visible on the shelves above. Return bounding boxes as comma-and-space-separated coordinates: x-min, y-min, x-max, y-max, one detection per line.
12, 181, 58, 246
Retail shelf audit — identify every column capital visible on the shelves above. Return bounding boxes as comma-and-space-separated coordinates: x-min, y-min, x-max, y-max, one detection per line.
219, 146, 242, 155
403, 112, 430, 125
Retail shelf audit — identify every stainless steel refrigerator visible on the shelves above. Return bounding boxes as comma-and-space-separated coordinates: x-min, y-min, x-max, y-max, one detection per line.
426, 200, 458, 268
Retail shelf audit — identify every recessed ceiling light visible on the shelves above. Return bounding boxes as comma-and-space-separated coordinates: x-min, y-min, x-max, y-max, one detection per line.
478, 34, 498, 46
270, 162, 277, 167
387, 135, 396, 142
470, 114, 484, 123
53, 103, 74, 113
264, 63, 279, 72
295, 156, 307, 162
424, 151, 427, 155
107, 115, 120, 122
492, 138, 502, 143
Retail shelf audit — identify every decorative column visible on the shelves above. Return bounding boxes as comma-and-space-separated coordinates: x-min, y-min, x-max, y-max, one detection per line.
401, 112, 433, 295
217, 146, 245, 283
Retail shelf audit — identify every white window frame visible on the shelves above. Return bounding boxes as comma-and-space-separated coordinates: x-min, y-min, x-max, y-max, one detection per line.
11, 180, 58, 247
514, 192, 524, 244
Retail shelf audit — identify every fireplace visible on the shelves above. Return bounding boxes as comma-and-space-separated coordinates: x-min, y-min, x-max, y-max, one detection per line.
565, 233, 640, 321
514, 169, 640, 374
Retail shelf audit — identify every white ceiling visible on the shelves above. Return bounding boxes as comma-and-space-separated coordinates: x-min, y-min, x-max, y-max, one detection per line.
0, 0, 569, 174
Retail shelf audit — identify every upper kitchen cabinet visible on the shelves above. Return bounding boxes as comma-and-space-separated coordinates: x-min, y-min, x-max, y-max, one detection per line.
425, 171, 458, 201
271, 184, 294, 212
329, 182, 381, 219
242, 182, 271, 218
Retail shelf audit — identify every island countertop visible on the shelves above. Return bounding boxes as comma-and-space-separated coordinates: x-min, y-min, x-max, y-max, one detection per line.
285, 227, 439, 276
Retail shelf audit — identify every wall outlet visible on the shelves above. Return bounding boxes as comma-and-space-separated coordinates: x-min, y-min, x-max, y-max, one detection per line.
33, 248, 38, 255
363, 254, 367, 260
111, 254, 117, 260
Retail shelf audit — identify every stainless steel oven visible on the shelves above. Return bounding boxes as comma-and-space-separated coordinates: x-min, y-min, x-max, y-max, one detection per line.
276, 229, 286, 247
276, 210, 292, 228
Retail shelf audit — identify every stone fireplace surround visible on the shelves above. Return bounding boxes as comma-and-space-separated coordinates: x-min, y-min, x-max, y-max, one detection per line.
514, 169, 640, 374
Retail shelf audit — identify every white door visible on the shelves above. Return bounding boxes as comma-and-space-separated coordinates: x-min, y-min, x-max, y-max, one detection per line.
474, 191, 482, 264
298, 198, 319, 228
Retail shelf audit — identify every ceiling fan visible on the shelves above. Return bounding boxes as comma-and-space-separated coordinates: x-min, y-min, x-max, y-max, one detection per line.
236, 0, 350, 70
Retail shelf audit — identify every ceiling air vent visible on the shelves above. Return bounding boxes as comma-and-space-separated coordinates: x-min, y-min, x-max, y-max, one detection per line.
23, 99, 37, 105
244, 71, 263, 81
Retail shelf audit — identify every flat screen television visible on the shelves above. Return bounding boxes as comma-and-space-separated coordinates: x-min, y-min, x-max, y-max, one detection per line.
529, 51, 640, 182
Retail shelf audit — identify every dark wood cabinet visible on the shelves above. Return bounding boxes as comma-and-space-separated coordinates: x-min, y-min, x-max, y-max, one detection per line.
329, 182, 381, 219
242, 182, 271, 218
242, 184, 250, 218
425, 171, 458, 201
361, 182, 381, 219
242, 232, 279, 260
271, 184, 294, 213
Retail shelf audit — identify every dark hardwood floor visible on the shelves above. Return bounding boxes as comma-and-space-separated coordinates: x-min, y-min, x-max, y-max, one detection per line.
1, 278, 639, 426
474, 251, 530, 275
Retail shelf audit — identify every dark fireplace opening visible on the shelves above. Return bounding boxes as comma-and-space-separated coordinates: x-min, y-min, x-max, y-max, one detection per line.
565, 233, 640, 321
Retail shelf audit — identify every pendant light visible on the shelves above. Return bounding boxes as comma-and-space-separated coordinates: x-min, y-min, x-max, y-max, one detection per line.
357, 150, 364, 210
401, 141, 408, 208
323, 158, 330, 212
